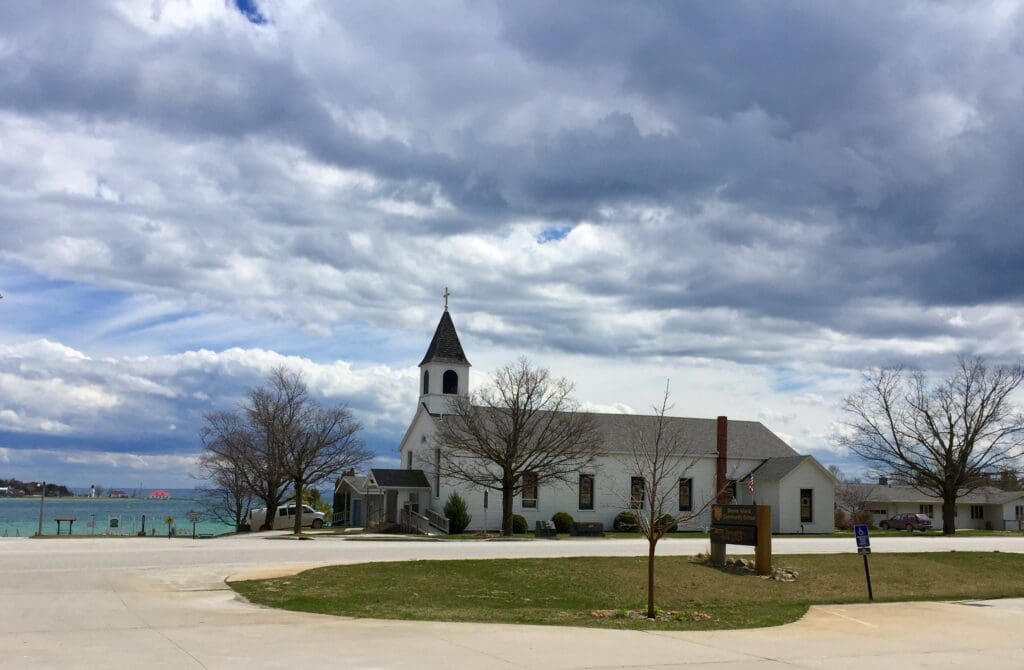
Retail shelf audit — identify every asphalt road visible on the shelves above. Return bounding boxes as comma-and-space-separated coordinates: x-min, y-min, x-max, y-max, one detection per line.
3, 534, 1024, 669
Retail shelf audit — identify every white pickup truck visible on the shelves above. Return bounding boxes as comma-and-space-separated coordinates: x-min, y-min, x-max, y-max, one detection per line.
246, 504, 325, 530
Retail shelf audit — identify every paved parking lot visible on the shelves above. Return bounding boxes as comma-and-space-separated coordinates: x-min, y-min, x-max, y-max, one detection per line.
3, 534, 1024, 669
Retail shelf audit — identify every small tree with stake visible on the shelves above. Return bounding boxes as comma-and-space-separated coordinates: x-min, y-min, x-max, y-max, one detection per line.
617, 384, 722, 619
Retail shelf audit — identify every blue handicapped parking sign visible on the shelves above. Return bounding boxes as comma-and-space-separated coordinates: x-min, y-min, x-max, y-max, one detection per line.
854, 524, 871, 553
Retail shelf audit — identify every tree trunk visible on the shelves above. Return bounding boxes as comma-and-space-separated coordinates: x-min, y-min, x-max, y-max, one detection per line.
502, 475, 514, 537
293, 480, 303, 534
647, 538, 657, 619
261, 496, 278, 531
941, 495, 956, 536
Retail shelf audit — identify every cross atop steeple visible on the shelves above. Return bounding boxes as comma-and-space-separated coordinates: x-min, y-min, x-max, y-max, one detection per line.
442, 286, 451, 311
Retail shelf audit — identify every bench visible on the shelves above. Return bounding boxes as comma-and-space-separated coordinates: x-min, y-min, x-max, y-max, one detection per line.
569, 521, 605, 537
53, 515, 77, 536
533, 520, 557, 538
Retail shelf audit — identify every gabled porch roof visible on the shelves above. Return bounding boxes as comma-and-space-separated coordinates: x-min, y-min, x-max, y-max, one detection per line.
368, 468, 431, 489
337, 469, 431, 496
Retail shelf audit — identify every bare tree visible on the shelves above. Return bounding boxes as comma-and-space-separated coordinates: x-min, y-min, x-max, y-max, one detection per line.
994, 468, 1022, 491
200, 409, 288, 531
244, 368, 307, 530
434, 357, 603, 536
838, 357, 1024, 534
828, 467, 876, 527
199, 367, 368, 533
616, 384, 719, 619
195, 435, 256, 531
277, 371, 370, 534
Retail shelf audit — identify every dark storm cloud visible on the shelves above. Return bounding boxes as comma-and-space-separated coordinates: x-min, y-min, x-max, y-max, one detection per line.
1, 0, 1022, 371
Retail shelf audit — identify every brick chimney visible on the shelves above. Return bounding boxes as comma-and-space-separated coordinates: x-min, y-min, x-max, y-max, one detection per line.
716, 416, 729, 504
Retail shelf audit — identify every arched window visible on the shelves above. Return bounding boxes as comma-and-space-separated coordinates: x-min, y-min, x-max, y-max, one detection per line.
422, 370, 430, 395
442, 370, 458, 394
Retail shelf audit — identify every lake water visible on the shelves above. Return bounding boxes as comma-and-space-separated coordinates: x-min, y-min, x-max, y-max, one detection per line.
0, 490, 235, 537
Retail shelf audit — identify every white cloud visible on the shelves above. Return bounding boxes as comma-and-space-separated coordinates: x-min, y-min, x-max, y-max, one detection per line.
0, 338, 418, 449
2, 2, 1023, 486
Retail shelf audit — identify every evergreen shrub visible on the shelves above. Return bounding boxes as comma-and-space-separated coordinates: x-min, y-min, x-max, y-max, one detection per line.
512, 514, 529, 534
444, 492, 472, 534
614, 510, 639, 531
551, 511, 575, 533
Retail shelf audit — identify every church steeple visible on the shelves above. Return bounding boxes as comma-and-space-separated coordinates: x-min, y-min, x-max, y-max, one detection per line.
418, 297, 470, 413
419, 310, 470, 366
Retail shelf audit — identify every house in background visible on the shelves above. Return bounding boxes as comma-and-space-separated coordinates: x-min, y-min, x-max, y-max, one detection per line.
846, 479, 1024, 530
336, 304, 836, 534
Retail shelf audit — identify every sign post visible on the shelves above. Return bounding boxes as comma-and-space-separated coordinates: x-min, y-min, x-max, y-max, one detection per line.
188, 510, 200, 539
854, 523, 874, 601
710, 504, 772, 575
36, 481, 45, 537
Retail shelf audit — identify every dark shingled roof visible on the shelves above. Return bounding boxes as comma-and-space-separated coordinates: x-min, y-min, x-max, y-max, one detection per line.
751, 456, 812, 481
420, 311, 470, 366
580, 413, 799, 459
370, 469, 431, 489
443, 409, 798, 460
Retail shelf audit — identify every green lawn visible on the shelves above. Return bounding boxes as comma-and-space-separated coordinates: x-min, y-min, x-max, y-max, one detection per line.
230, 552, 1024, 631
439, 529, 1021, 540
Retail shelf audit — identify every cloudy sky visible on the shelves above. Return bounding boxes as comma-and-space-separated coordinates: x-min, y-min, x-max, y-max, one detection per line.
2, 1, 1023, 488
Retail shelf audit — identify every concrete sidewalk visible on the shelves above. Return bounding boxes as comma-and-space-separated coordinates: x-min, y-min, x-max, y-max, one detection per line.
3, 535, 1024, 668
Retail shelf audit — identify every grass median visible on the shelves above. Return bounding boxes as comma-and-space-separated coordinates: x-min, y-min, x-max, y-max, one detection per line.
230, 552, 1024, 630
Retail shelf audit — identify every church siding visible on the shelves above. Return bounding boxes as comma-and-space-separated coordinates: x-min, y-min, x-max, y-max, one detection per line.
395, 306, 835, 534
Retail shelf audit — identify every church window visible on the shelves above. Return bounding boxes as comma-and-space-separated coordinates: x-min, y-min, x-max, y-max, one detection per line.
726, 480, 738, 501
678, 478, 692, 512
406, 451, 413, 469
630, 477, 645, 509
800, 489, 814, 523
522, 472, 538, 508
443, 370, 458, 394
422, 371, 430, 395
578, 474, 594, 510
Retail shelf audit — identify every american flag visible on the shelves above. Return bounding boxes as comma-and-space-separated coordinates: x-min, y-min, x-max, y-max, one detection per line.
747, 472, 755, 494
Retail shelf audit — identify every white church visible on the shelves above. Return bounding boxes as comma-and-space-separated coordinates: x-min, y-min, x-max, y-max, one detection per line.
334, 305, 836, 535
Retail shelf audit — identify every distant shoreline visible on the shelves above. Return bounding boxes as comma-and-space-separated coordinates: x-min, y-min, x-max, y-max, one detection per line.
5, 495, 180, 501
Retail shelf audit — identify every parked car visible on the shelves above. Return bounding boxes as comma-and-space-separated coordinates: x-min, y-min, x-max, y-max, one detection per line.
246, 504, 325, 531
878, 513, 932, 531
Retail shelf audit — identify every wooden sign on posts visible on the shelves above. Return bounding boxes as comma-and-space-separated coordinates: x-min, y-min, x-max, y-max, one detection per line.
710, 504, 772, 575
